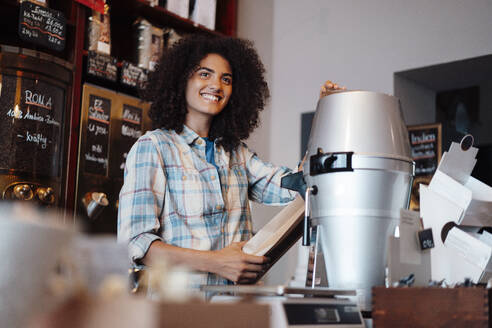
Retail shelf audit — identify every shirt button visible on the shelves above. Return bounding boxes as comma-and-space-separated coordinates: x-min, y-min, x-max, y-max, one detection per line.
211, 175, 216, 180
216, 205, 223, 211
182, 175, 187, 181
197, 139, 203, 145
237, 171, 242, 177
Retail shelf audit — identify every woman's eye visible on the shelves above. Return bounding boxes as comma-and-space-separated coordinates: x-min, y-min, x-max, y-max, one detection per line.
222, 77, 232, 85
199, 72, 209, 78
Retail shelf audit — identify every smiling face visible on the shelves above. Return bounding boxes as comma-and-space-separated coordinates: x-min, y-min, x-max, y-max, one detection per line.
185, 53, 233, 122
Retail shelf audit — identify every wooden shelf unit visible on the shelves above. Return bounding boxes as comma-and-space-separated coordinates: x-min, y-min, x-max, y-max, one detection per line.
0, 0, 237, 222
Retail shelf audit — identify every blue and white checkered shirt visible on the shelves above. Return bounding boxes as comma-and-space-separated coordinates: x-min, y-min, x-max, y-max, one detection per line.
117, 125, 295, 288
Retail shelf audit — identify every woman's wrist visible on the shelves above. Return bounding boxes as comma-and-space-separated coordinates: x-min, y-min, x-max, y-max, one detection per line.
200, 249, 219, 274
145, 241, 213, 273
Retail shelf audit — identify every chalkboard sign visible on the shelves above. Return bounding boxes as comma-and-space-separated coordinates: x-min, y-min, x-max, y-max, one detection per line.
121, 104, 143, 138
408, 123, 442, 177
85, 95, 111, 176
121, 61, 149, 89
87, 51, 118, 82
0, 73, 65, 177
117, 104, 143, 173
18, 2, 66, 51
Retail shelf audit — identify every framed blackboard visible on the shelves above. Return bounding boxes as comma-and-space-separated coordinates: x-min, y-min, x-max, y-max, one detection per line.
85, 94, 111, 176
407, 123, 442, 211
408, 123, 442, 177
0, 73, 65, 177
116, 104, 143, 173
18, 2, 66, 51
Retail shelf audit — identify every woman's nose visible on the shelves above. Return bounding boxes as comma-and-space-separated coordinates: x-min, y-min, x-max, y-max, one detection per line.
208, 77, 222, 90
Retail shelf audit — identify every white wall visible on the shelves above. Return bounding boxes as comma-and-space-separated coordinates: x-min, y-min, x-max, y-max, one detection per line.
237, 0, 301, 286
238, 0, 492, 284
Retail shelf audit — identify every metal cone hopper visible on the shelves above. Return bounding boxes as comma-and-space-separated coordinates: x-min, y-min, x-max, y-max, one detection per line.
301, 91, 414, 311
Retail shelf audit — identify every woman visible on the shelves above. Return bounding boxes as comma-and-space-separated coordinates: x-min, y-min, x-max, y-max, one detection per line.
117, 35, 342, 289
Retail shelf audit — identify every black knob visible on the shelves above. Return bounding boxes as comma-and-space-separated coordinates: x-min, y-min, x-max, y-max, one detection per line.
311, 185, 318, 195
323, 155, 337, 169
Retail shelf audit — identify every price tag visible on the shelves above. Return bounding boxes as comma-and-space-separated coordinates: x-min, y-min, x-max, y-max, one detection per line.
418, 228, 435, 250
18, 2, 66, 51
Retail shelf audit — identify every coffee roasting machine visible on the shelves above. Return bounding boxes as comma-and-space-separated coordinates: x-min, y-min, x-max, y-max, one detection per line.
298, 91, 414, 310
205, 91, 414, 327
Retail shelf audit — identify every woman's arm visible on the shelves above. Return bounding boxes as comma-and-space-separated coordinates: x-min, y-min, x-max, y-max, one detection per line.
145, 240, 268, 283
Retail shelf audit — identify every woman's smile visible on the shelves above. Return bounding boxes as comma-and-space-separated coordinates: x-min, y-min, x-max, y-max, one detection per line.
200, 92, 223, 103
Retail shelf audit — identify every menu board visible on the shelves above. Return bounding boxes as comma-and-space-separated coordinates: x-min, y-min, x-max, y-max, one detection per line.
116, 104, 143, 173
408, 124, 442, 177
85, 95, 111, 176
18, 2, 66, 51
0, 74, 65, 177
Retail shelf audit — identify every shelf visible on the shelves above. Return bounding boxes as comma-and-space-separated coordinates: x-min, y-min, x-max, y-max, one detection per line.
112, 0, 225, 37
0, 0, 237, 222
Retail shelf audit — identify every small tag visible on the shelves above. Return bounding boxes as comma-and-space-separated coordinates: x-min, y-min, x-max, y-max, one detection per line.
418, 228, 435, 250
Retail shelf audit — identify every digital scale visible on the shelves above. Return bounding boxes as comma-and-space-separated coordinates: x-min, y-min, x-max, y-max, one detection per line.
201, 285, 366, 328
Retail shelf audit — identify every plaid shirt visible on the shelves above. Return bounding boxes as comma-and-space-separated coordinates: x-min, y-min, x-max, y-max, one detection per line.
117, 125, 295, 288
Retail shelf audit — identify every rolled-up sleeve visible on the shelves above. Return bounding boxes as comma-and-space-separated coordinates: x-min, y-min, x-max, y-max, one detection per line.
243, 146, 296, 205
117, 135, 166, 265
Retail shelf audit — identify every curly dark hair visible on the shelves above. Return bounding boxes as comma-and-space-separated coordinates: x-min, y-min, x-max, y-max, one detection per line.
144, 34, 270, 152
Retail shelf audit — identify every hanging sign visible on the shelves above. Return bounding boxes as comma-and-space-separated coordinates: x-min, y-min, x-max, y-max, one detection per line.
87, 51, 118, 82
18, 1, 66, 51
121, 61, 149, 89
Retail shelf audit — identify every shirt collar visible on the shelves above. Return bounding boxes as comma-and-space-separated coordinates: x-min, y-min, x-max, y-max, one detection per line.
179, 125, 201, 145
178, 125, 223, 146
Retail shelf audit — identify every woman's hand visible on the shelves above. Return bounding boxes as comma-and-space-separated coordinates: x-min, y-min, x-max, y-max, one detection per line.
209, 241, 268, 284
319, 80, 346, 99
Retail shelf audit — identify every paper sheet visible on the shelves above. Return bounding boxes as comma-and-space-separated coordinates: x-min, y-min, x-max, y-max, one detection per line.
399, 209, 422, 265
461, 176, 492, 226
437, 142, 478, 185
